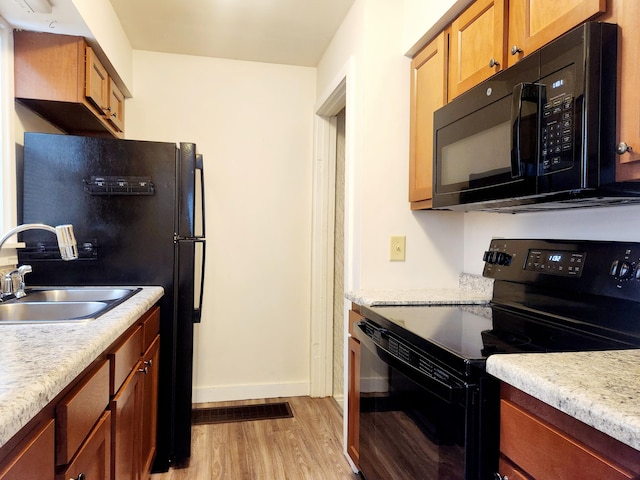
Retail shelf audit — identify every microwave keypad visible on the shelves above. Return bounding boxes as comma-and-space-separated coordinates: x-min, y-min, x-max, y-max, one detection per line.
541, 95, 574, 173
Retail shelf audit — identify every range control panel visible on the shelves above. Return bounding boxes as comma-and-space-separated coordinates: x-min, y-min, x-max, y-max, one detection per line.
523, 248, 585, 277
482, 239, 640, 301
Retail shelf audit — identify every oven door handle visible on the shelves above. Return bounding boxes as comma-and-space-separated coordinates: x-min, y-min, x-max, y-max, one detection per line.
354, 322, 468, 406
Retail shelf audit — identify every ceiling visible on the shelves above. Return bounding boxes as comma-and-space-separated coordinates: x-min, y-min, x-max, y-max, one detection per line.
0, 0, 355, 67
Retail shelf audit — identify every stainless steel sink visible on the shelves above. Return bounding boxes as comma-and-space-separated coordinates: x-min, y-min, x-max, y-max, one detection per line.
20, 287, 136, 303
0, 287, 140, 324
0, 301, 110, 324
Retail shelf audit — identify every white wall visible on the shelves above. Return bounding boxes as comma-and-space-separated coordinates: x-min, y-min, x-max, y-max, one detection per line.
125, 51, 316, 402
316, 0, 464, 292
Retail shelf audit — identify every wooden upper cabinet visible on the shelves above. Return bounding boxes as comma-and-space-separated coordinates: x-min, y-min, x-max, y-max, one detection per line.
409, 31, 447, 210
448, 0, 508, 100
599, 1, 640, 177
508, 0, 606, 66
107, 79, 126, 133
14, 31, 125, 138
85, 47, 110, 115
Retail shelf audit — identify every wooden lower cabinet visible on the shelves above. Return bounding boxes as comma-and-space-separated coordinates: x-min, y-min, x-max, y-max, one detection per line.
111, 306, 161, 480
111, 366, 144, 480
0, 304, 161, 480
58, 412, 111, 480
346, 306, 364, 468
0, 419, 55, 480
141, 336, 160, 476
498, 384, 640, 479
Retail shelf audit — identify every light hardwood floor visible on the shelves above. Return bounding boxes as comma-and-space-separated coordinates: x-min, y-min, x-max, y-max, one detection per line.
150, 396, 359, 480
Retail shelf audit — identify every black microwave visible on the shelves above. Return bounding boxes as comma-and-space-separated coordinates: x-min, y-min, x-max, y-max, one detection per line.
432, 22, 640, 212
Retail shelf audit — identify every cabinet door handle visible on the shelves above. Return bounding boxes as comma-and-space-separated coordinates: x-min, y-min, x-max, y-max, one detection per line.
493, 474, 508, 480
138, 366, 149, 374
69, 473, 86, 480
144, 359, 153, 367
617, 142, 633, 154
489, 58, 500, 68
511, 45, 522, 55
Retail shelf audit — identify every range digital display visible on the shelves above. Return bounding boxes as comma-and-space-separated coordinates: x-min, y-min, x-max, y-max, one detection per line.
525, 249, 585, 277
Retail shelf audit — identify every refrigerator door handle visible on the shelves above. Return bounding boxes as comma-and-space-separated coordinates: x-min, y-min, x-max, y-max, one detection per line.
195, 154, 205, 238
193, 238, 206, 323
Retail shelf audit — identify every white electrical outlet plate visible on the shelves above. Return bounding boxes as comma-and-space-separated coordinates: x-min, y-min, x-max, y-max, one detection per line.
390, 236, 406, 261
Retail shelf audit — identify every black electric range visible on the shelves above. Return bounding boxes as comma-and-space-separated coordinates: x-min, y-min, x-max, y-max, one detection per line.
354, 239, 640, 480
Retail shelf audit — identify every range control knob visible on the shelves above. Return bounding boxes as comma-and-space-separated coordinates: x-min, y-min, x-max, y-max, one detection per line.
610, 260, 634, 279
618, 261, 633, 280
483, 251, 512, 266
497, 253, 512, 266
610, 260, 620, 276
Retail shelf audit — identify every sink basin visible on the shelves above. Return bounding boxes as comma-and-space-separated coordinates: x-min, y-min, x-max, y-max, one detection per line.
0, 287, 140, 324
21, 287, 136, 303
0, 301, 110, 324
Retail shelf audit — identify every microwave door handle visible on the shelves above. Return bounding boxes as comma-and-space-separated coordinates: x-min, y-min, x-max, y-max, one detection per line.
511, 83, 539, 178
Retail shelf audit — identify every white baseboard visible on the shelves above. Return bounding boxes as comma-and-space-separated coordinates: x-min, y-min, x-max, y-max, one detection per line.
193, 381, 311, 404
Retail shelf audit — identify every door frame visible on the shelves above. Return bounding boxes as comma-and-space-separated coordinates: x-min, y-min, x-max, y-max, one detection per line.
310, 57, 357, 398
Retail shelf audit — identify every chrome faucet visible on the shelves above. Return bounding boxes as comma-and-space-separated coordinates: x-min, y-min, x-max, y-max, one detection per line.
0, 223, 78, 300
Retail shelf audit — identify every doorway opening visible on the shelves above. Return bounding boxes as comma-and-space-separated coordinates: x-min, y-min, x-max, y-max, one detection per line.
331, 107, 346, 408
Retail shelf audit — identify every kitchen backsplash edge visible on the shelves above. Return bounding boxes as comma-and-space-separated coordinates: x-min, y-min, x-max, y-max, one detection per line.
345, 273, 493, 307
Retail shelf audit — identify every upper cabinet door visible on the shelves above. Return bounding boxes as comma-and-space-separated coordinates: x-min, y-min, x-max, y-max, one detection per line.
85, 47, 110, 115
508, 0, 606, 66
600, 1, 640, 177
108, 78, 126, 133
409, 31, 447, 210
448, 0, 508, 100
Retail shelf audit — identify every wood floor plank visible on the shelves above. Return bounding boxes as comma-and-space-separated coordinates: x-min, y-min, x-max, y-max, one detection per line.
150, 396, 358, 480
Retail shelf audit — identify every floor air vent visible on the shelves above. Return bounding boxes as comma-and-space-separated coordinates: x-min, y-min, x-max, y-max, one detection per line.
192, 402, 293, 425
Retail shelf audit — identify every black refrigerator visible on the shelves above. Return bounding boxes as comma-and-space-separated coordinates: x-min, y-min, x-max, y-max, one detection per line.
19, 132, 206, 471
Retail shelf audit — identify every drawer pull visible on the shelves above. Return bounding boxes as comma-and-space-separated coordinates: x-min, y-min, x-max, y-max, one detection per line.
70, 474, 86, 480
138, 366, 149, 374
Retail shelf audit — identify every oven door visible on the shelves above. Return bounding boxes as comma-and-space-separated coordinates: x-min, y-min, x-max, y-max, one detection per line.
355, 323, 478, 480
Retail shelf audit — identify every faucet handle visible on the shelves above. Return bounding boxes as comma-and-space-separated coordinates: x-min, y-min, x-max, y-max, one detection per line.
15, 265, 32, 298
1, 265, 32, 299
18, 265, 32, 276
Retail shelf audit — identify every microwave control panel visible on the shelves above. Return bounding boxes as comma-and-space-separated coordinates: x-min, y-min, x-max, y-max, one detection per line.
540, 93, 574, 174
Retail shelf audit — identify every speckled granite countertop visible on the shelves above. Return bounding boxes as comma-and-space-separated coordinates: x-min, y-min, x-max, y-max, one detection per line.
0, 286, 163, 449
487, 350, 640, 451
345, 273, 493, 306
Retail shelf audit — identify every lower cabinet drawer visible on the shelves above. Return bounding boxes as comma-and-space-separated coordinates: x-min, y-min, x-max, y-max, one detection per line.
56, 360, 110, 465
58, 411, 111, 480
110, 326, 143, 395
140, 306, 160, 352
500, 399, 636, 479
